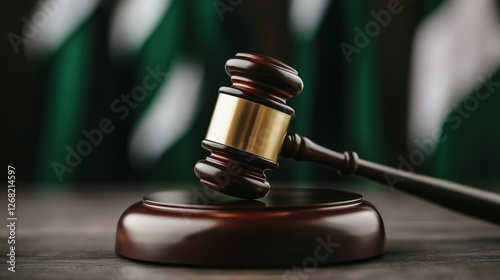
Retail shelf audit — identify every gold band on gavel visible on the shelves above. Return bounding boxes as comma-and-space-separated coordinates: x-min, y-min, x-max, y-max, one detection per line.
205, 94, 291, 161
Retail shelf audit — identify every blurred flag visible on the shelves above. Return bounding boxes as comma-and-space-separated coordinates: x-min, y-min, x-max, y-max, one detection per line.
409, 0, 500, 185
32, 0, 221, 184
126, 0, 221, 182
286, 0, 391, 184
288, 0, 332, 182
32, 0, 499, 188
29, 0, 100, 183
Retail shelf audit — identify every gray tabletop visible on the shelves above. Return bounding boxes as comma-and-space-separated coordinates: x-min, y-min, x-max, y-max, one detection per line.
1, 184, 499, 280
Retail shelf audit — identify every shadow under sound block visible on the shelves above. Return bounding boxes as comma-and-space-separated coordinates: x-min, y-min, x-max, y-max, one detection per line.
115, 188, 386, 266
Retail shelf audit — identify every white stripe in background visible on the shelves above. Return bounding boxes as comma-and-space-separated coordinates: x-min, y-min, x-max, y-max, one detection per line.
25, 0, 100, 56
128, 58, 204, 169
408, 0, 500, 147
289, 0, 331, 40
109, 0, 172, 60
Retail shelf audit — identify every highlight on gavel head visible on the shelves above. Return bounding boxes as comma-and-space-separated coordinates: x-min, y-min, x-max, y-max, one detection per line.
194, 53, 303, 199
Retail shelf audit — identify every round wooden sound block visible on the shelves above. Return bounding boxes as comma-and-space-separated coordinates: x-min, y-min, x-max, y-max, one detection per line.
115, 188, 386, 266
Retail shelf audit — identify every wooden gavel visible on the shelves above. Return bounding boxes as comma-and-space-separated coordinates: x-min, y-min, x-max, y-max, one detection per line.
194, 53, 500, 225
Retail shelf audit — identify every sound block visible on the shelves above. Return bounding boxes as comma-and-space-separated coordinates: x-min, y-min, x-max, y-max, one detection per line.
115, 188, 386, 266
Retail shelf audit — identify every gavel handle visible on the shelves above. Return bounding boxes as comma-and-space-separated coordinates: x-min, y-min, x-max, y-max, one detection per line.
281, 133, 500, 225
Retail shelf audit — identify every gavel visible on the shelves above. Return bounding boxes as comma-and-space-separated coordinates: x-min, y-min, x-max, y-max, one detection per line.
194, 53, 500, 225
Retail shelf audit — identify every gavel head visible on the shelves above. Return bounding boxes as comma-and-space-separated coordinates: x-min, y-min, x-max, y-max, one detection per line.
194, 53, 303, 199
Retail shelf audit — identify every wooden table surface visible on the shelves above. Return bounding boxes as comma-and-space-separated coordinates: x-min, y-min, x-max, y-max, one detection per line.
1, 184, 499, 280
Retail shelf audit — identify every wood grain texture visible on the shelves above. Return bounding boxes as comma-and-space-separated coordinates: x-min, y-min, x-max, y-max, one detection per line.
1, 184, 499, 280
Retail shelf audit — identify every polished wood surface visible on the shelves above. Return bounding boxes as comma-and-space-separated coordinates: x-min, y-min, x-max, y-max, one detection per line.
115, 188, 386, 266
2, 184, 499, 280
